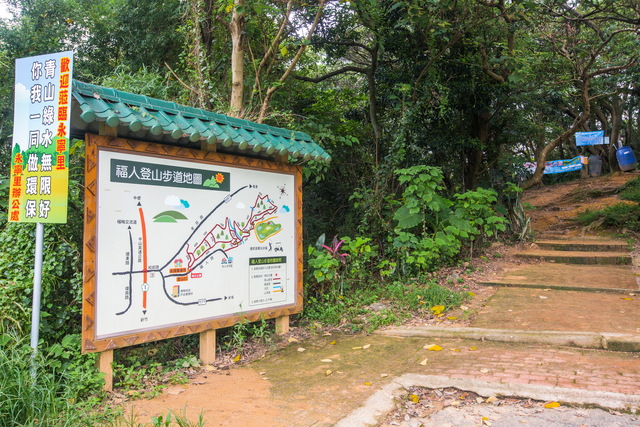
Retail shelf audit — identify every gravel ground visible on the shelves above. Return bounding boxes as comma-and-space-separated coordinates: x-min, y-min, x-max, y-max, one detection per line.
381, 387, 640, 427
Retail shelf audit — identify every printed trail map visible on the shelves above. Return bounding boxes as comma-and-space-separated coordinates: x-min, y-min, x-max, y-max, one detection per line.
94, 149, 297, 339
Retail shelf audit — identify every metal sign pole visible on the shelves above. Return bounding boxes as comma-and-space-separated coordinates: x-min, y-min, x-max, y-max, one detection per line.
30, 222, 45, 354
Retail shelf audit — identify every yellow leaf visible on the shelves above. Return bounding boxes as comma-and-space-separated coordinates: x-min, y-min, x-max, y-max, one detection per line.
329, 340, 337, 345
469, 347, 477, 351
431, 305, 445, 315
225, 4, 233, 12
544, 401, 561, 409
352, 346, 362, 350
233, 354, 241, 362
419, 358, 428, 365
468, 292, 475, 296
409, 394, 420, 403
426, 344, 442, 351
364, 382, 371, 386
622, 297, 632, 300
288, 337, 299, 343
280, 46, 288, 56
449, 348, 460, 352
447, 316, 458, 320
485, 396, 497, 403
325, 369, 333, 376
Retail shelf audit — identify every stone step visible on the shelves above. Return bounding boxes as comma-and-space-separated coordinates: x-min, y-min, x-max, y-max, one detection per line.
535, 239, 629, 252
478, 264, 638, 294
514, 249, 632, 265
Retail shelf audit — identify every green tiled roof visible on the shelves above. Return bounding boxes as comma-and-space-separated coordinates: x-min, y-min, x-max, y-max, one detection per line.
70, 80, 331, 163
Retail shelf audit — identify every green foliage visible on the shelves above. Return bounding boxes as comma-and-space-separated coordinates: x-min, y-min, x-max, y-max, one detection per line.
303, 279, 468, 332
219, 315, 273, 352
391, 165, 507, 273
577, 203, 640, 232
0, 335, 109, 426
618, 177, 640, 203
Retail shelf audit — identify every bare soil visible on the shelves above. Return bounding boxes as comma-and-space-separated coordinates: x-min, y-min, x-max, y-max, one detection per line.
113, 172, 640, 425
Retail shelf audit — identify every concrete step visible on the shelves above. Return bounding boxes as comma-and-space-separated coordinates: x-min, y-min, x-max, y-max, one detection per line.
469, 287, 640, 337
478, 263, 638, 294
535, 239, 629, 252
514, 249, 632, 265
378, 326, 640, 352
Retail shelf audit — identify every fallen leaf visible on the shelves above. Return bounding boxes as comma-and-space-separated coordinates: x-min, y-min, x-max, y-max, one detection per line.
480, 368, 490, 374
323, 332, 332, 336
544, 401, 561, 409
425, 344, 443, 351
362, 344, 371, 349
447, 316, 458, 320
364, 382, 371, 386
288, 337, 299, 343
352, 346, 362, 350
621, 297, 632, 300
325, 370, 333, 376
233, 354, 241, 362
297, 347, 306, 352
329, 340, 337, 345
430, 305, 445, 315
409, 394, 420, 403
485, 396, 497, 403
380, 373, 389, 378
539, 296, 548, 299
259, 372, 267, 375
468, 292, 475, 296
419, 358, 428, 365
469, 346, 477, 351
320, 359, 332, 363
449, 348, 460, 352
460, 305, 469, 310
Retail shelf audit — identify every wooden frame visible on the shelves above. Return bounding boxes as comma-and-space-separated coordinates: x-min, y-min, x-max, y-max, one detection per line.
82, 134, 303, 354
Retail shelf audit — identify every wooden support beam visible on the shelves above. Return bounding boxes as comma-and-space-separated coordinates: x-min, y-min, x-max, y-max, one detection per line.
98, 349, 114, 392
201, 140, 217, 153
200, 329, 217, 364
98, 121, 118, 138
275, 315, 290, 335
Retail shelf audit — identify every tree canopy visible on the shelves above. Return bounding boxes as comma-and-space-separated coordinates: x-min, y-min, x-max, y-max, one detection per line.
1, 0, 639, 238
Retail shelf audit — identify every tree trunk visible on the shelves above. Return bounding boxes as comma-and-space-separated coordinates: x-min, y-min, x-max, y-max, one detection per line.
229, 0, 246, 118
521, 80, 591, 190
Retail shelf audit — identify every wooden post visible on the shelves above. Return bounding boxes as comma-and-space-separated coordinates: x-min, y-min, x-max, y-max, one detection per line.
275, 315, 289, 335
96, 121, 118, 393
200, 329, 217, 364
98, 349, 114, 392
274, 152, 291, 336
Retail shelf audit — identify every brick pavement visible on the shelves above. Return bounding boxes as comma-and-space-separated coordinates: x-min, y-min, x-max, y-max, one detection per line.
411, 339, 640, 396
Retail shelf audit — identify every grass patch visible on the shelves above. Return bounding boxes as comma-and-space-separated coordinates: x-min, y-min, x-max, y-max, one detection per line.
618, 177, 640, 203
303, 279, 469, 332
577, 202, 640, 231
0, 336, 112, 426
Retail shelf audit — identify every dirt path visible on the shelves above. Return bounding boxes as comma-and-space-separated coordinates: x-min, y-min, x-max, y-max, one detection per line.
116, 172, 640, 425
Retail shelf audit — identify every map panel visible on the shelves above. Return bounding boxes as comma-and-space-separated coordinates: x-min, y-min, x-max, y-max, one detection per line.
94, 148, 297, 339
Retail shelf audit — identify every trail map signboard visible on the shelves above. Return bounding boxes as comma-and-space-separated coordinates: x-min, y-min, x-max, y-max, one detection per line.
82, 135, 302, 353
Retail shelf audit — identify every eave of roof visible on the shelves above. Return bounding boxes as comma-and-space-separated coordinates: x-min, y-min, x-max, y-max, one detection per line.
70, 80, 331, 163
